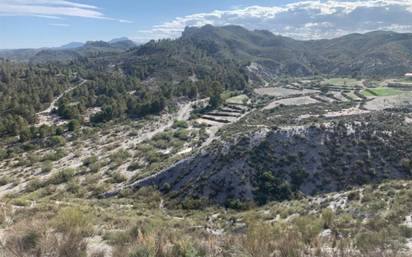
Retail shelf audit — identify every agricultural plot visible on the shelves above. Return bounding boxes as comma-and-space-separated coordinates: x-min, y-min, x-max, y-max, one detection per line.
362, 87, 403, 97
321, 78, 363, 88
226, 94, 249, 105
344, 91, 363, 101
364, 93, 412, 110
328, 92, 349, 101
254, 87, 318, 97
263, 96, 318, 110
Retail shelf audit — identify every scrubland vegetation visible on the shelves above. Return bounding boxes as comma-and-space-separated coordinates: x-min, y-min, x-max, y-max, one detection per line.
2, 25, 412, 256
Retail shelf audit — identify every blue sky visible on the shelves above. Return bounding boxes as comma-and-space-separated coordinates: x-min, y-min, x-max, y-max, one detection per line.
2, 0, 412, 49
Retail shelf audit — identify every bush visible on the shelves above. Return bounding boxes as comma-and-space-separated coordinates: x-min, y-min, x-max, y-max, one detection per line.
110, 149, 130, 166
110, 172, 127, 184
48, 136, 66, 147
0, 176, 11, 186
26, 178, 43, 192
173, 129, 191, 141
172, 120, 189, 129
68, 119, 81, 131
53, 207, 93, 236
49, 168, 76, 184
127, 162, 143, 171
322, 208, 335, 229
129, 245, 151, 257
82, 155, 98, 167
41, 161, 53, 173
0, 149, 8, 160
44, 149, 66, 161
400, 158, 411, 172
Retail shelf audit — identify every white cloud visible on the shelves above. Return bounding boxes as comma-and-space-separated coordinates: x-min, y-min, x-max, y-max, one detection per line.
137, 0, 412, 40
0, 0, 132, 22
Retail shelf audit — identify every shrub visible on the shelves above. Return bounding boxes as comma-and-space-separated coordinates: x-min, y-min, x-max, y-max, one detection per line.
68, 119, 81, 131
129, 245, 151, 257
41, 161, 53, 173
322, 208, 335, 229
400, 158, 411, 172
0, 176, 11, 186
110, 172, 127, 184
0, 149, 7, 160
48, 136, 66, 147
66, 179, 82, 195
173, 129, 191, 141
127, 162, 143, 171
26, 178, 43, 192
82, 155, 98, 167
44, 149, 66, 161
53, 207, 93, 236
172, 120, 189, 129
49, 168, 76, 184
110, 149, 130, 166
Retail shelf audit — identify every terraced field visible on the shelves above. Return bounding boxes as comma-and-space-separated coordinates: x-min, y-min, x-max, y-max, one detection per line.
254, 87, 318, 97
362, 87, 403, 96
321, 77, 364, 87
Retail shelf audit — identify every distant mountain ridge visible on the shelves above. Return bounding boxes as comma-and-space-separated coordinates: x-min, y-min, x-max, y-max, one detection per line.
2, 26, 412, 77
0, 38, 137, 63
59, 42, 84, 49
181, 25, 412, 77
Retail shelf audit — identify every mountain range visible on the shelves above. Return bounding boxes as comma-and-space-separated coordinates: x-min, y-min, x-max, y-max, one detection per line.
3, 25, 412, 77
0, 37, 137, 63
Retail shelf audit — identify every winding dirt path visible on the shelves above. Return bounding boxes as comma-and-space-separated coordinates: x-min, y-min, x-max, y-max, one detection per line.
36, 79, 87, 126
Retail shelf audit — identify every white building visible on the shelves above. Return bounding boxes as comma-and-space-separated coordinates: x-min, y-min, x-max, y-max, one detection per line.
405, 73, 412, 78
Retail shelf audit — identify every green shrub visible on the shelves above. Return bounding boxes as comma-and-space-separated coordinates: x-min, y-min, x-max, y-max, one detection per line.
53, 207, 93, 236
26, 178, 43, 192
0, 176, 11, 186
21, 230, 40, 251
44, 149, 66, 161
0, 149, 7, 160
41, 161, 53, 173
110, 173, 127, 184
172, 120, 189, 129
110, 149, 130, 166
129, 246, 151, 257
50, 168, 76, 184
400, 158, 411, 172
48, 136, 66, 147
173, 129, 191, 141
103, 231, 131, 246
83, 155, 98, 167
127, 162, 143, 171
322, 208, 335, 229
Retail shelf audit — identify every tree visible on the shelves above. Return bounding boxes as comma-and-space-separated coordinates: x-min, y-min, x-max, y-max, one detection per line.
68, 120, 81, 132
209, 81, 224, 108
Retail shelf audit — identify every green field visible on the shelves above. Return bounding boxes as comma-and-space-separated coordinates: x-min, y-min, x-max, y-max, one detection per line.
322, 78, 362, 87
226, 94, 249, 105
362, 87, 403, 97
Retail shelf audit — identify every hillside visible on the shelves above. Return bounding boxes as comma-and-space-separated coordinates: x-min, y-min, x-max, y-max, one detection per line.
130, 111, 412, 206
182, 26, 412, 77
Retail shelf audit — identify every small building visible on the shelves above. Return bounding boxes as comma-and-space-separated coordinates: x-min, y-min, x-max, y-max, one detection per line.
405, 73, 412, 78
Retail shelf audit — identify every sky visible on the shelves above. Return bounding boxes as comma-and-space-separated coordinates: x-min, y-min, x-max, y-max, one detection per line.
1, 0, 412, 49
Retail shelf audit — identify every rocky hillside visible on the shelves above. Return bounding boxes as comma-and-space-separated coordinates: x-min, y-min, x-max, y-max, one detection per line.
132, 112, 412, 207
